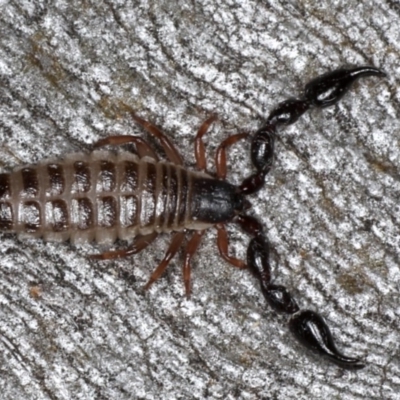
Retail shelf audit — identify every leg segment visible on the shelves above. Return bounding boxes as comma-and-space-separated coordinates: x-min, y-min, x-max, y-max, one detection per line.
215, 133, 248, 179
144, 231, 185, 290
94, 135, 159, 160
182, 230, 204, 298
216, 224, 246, 269
194, 115, 217, 171
90, 232, 158, 260
130, 113, 184, 165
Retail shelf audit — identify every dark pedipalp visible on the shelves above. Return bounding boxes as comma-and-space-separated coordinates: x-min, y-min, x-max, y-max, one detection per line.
236, 66, 385, 368
239, 66, 386, 195
246, 235, 365, 369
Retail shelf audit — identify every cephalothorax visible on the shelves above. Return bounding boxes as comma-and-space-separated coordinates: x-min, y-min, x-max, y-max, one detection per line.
0, 66, 385, 369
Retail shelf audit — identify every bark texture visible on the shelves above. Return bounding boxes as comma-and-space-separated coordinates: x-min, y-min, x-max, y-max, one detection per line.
0, 1, 399, 399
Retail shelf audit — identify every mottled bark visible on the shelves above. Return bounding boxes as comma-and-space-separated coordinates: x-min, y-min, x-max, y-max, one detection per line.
0, 1, 399, 399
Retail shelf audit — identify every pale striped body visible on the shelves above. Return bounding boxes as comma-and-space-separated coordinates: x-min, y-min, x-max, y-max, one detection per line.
0, 151, 215, 245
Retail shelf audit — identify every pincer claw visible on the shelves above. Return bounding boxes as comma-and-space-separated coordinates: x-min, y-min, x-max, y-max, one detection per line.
304, 66, 386, 108
289, 310, 365, 370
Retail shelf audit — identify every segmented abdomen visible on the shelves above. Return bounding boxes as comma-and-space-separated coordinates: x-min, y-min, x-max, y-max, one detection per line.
0, 151, 211, 244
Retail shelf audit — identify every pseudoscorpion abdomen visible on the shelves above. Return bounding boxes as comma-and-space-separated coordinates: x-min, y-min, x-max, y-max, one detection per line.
0, 151, 213, 244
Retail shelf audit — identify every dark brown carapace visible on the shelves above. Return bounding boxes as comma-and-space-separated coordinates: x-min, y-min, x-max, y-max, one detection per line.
0, 67, 386, 369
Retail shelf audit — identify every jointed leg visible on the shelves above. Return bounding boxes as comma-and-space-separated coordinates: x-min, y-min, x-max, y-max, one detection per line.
194, 115, 218, 171
182, 230, 204, 298
144, 231, 186, 290
216, 224, 246, 268
215, 133, 248, 179
130, 113, 184, 165
90, 232, 158, 260
94, 135, 159, 160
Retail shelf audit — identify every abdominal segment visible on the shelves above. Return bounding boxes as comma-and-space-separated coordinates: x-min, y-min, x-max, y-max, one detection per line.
0, 151, 213, 245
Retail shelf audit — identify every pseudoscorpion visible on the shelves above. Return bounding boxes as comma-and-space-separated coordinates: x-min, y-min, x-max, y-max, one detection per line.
0, 66, 385, 368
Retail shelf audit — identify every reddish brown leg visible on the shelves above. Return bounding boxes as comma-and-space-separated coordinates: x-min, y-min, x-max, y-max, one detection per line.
216, 224, 246, 268
215, 133, 248, 179
130, 113, 184, 165
94, 135, 159, 160
182, 230, 204, 298
194, 115, 218, 171
144, 231, 186, 290
90, 232, 158, 260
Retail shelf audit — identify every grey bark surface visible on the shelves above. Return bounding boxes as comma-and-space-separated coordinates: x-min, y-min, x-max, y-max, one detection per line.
0, 1, 399, 399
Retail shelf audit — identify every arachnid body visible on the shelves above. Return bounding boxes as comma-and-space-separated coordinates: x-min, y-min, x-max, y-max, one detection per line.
0, 67, 385, 369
